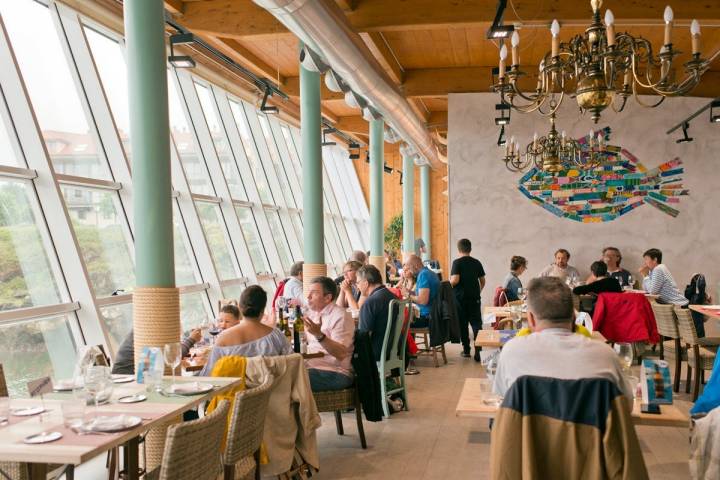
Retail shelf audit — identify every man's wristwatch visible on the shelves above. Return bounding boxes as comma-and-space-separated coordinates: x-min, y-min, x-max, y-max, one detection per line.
316, 333, 326, 342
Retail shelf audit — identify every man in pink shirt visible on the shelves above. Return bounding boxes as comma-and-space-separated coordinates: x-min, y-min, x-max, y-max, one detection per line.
303, 276, 355, 391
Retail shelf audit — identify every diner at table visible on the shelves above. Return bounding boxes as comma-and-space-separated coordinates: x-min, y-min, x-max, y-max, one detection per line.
538, 248, 580, 284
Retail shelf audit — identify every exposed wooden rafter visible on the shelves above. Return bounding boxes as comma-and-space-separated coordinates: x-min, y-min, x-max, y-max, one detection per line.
205, 36, 285, 84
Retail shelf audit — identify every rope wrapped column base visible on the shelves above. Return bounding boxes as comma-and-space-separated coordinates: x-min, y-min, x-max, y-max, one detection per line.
133, 286, 181, 472
369, 256, 386, 284
303, 263, 327, 298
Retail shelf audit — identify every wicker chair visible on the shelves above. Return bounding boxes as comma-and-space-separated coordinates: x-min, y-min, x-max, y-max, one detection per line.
146, 400, 230, 480
223, 377, 275, 480
674, 307, 720, 401
312, 386, 366, 449
410, 327, 447, 368
650, 303, 684, 392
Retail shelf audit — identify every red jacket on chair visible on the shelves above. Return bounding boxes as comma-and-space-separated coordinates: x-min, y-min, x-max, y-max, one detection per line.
592, 292, 660, 344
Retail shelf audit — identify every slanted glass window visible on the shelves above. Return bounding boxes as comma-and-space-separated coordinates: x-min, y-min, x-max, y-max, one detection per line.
0, 1, 110, 179
234, 205, 270, 274
0, 179, 62, 310
194, 82, 246, 200
221, 284, 243, 303
173, 204, 199, 286
84, 25, 131, 161
100, 302, 132, 354
168, 74, 215, 196
291, 211, 304, 251
195, 202, 239, 281
257, 114, 295, 208
180, 292, 211, 336
0, 316, 77, 396
228, 100, 273, 204
280, 125, 302, 209
0, 106, 21, 167
61, 186, 134, 298
265, 210, 292, 271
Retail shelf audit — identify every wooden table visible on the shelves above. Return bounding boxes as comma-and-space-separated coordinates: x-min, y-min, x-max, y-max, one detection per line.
483, 306, 528, 320
689, 304, 720, 320
0, 376, 242, 479
456, 378, 688, 428
475, 329, 607, 348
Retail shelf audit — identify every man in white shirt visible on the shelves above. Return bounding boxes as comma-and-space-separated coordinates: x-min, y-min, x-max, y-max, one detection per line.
640, 248, 688, 306
492, 276, 633, 403
539, 248, 581, 284
284, 261, 304, 305
303, 276, 355, 391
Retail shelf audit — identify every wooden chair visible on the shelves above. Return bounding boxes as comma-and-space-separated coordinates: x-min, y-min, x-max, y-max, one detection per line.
410, 327, 447, 367
378, 299, 412, 417
223, 376, 274, 480
674, 307, 720, 401
146, 400, 229, 480
650, 303, 684, 392
312, 386, 366, 449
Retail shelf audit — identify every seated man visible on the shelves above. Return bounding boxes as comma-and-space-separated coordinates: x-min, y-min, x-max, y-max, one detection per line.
402, 254, 439, 329
336, 260, 364, 310
303, 276, 355, 391
572, 261, 622, 295
357, 265, 397, 361
492, 277, 633, 403
539, 248, 580, 284
640, 248, 688, 306
602, 246, 633, 288
284, 261, 305, 305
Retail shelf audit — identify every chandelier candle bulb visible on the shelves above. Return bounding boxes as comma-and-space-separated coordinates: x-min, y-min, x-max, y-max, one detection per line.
551, 20, 560, 57
499, 44, 508, 79
691, 20, 701, 55
533, 132, 538, 149
511, 31, 520, 66
604, 10, 615, 46
663, 6, 673, 46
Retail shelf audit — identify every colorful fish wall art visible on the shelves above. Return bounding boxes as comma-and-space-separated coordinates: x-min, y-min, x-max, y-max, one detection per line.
517, 127, 689, 223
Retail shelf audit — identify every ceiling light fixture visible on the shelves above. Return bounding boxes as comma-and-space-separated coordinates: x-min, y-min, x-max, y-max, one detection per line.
362, 106, 382, 122
259, 87, 279, 114
711, 100, 720, 123
322, 127, 337, 147
168, 33, 196, 68
344, 90, 366, 109
675, 122, 693, 143
486, 0, 514, 39
299, 46, 329, 73
324, 70, 345, 93
497, 125, 507, 146
495, 102, 511, 125
383, 164, 394, 174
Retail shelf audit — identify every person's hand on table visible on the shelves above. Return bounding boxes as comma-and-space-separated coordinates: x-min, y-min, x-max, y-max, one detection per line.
304, 316, 323, 338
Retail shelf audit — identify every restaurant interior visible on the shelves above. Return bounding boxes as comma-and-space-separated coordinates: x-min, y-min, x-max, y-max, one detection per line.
0, 0, 719, 478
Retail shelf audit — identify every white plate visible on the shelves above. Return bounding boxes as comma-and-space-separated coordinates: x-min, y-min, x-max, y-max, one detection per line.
23, 431, 62, 444
168, 382, 214, 396
10, 406, 45, 417
87, 415, 142, 433
111, 374, 135, 384
118, 394, 147, 404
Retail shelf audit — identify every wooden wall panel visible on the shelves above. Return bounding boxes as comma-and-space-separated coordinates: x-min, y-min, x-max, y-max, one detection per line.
351, 144, 449, 274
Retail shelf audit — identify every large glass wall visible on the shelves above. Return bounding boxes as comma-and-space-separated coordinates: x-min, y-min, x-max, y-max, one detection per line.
0, 0, 369, 395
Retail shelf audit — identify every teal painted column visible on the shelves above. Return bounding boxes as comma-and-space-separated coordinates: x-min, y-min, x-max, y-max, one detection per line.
402, 150, 414, 256
125, 0, 173, 287
420, 164, 431, 261
369, 119, 384, 257
300, 51, 324, 265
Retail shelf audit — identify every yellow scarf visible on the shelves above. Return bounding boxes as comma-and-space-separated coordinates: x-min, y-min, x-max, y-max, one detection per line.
515, 324, 593, 338
206, 355, 268, 464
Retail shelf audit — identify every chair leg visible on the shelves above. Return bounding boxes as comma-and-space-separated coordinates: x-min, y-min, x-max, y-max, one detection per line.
380, 368, 390, 418
399, 367, 409, 412
701, 369, 705, 385
334, 411, 344, 435
254, 450, 261, 480
659, 338, 664, 360
441, 344, 447, 365
685, 344, 692, 394
354, 392, 367, 449
693, 346, 702, 402
673, 338, 681, 393
224, 464, 234, 480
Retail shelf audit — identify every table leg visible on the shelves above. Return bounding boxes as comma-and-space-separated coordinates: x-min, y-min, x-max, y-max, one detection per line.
121, 437, 140, 480
27, 463, 48, 480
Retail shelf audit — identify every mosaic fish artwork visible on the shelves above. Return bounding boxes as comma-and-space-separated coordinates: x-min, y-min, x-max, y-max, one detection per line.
518, 128, 689, 223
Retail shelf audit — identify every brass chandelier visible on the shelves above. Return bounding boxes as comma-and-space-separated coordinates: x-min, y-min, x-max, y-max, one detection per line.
494, 0, 718, 123
502, 113, 611, 173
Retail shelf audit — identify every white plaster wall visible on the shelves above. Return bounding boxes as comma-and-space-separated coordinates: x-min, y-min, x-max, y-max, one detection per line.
448, 93, 720, 306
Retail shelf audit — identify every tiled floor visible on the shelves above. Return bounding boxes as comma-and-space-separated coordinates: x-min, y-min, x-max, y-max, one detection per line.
313, 343, 694, 480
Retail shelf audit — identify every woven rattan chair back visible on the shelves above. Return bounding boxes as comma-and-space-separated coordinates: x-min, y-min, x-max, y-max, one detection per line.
674, 307, 700, 345
0, 364, 7, 397
157, 400, 229, 480
224, 375, 274, 467
651, 303, 679, 339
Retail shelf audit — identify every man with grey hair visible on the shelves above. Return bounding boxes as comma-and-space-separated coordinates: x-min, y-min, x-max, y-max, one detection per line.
350, 250, 368, 265
492, 277, 632, 402
284, 261, 304, 304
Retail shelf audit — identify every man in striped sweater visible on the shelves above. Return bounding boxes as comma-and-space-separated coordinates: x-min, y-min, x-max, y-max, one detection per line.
640, 248, 689, 306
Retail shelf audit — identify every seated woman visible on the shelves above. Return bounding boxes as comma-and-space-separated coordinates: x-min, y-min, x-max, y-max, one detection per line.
503, 256, 527, 302
572, 261, 623, 295
200, 285, 292, 375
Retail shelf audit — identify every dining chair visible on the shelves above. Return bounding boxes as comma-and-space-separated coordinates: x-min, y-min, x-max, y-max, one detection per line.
409, 327, 447, 367
378, 299, 412, 417
146, 400, 230, 480
674, 307, 719, 401
223, 376, 275, 480
312, 385, 366, 449
650, 303, 684, 392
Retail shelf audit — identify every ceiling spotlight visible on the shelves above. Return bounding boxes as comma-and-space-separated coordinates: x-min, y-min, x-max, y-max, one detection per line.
324, 70, 345, 93
344, 90, 366, 109
486, 0, 514, 39
348, 142, 360, 149
495, 102, 511, 125
322, 127, 336, 147
299, 46, 329, 73
362, 106, 382, 122
676, 122, 693, 143
349, 152, 360, 160
383, 163, 394, 174
497, 125, 507, 146
259, 87, 279, 114
169, 33, 196, 69
711, 100, 720, 123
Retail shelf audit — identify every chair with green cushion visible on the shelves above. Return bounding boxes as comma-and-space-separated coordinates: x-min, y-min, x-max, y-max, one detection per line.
378, 299, 413, 417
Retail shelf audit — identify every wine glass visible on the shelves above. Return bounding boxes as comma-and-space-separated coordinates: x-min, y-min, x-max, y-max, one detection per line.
614, 343, 634, 372
208, 321, 221, 345
626, 274, 635, 290
517, 287, 527, 303
164, 342, 182, 392
276, 296, 287, 312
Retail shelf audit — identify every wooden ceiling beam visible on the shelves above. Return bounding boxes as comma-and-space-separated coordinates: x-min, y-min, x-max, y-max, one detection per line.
207, 36, 285, 83
182, 0, 288, 39
360, 32, 404, 84
164, 0, 185, 16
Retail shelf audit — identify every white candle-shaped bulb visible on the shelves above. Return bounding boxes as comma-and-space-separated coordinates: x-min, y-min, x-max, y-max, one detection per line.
533, 132, 538, 148
664, 6, 673, 46
511, 31, 520, 66
691, 19, 701, 55
597, 132, 604, 149
551, 20, 560, 57
604, 10, 615, 46
515, 141, 521, 155
505, 142, 510, 156
499, 44, 508, 79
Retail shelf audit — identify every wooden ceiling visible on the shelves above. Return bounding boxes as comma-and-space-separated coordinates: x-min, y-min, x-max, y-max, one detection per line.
165, 0, 720, 141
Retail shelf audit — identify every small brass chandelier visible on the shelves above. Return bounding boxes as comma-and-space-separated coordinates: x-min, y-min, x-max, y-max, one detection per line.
494, 0, 718, 123
502, 113, 609, 173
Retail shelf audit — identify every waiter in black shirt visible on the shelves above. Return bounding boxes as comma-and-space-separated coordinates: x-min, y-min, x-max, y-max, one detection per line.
450, 239, 486, 362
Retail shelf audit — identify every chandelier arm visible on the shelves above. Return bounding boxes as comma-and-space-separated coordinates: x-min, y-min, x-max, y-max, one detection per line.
610, 93, 628, 113
631, 83, 666, 108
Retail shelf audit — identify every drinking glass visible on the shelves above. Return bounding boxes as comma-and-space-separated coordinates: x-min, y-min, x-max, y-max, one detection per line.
61, 399, 85, 428
276, 296, 287, 312
627, 275, 635, 290
517, 288, 527, 303
198, 319, 211, 346
145, 369, 162, 393
614, 343, 634, 372
164, 342, 182, 391
208, 321, 221, 345
84, 366, 110, 416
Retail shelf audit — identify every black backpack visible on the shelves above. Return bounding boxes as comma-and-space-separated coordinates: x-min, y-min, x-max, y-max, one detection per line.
684, 273, 707, 304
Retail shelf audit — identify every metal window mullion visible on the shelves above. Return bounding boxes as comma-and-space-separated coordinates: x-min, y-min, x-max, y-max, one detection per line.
178, 282, 210, 294
176, 71, 257, 285
218, 93, 285, 277
0, 20, 112, 353
95, 294, 133, 307
55, 173, 121, 189
0, 164, 37, 179
321, 153, 353, 259
263, 115, 296, 209
275, 123, 304, 206
0, 301, 80, 325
